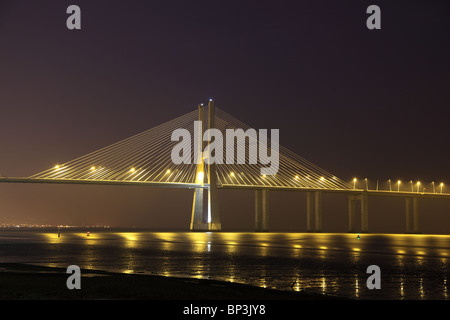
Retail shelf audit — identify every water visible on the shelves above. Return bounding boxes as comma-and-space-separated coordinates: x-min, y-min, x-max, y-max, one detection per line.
0, 229, 449, 299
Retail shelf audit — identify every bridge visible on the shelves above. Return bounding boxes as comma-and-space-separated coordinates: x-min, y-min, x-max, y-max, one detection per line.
1, 100, 449, 233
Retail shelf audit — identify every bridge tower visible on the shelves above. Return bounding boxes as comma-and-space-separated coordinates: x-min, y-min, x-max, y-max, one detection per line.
207, 99, 222, 231
190, 100, 221, 231
190, 104, 208, 231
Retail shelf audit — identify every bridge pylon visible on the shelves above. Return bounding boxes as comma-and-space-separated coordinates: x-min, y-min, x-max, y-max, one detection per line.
206, 100, 221, 231
190, 100, 221, 231
190, 104, 207, 230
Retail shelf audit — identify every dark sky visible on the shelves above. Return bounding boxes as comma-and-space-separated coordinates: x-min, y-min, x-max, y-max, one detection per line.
0, 0, 449, 232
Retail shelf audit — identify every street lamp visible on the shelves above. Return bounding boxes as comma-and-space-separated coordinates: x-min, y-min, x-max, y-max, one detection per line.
441, 182, 444, 194
417, 181, 420, 193
388, 179, 392, 192
353, 178, 357, 190
365, 178, 368, 190
432, 181, 435, 193
410, 180, 413, 192
397, 180, 401, 192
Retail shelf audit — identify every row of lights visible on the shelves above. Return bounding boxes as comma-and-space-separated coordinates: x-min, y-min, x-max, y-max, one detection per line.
57, 164, 333, 184
55, 164, 443, 194
227, 172, 328, 182
55, 165, 177, 176
353, 178, 445, 194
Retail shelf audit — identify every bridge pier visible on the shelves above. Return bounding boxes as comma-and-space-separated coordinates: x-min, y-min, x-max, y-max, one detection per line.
305, 191, 322, 232
190, 188, 209, 230
405, 197, 419, 233
306, 192, 314, 232
348, 192, 369, 233
255, 189, 269, 232
315, 191, 322, 232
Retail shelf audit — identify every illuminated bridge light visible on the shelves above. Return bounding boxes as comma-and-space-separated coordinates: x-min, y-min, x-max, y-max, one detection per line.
130, 168, 136, 173
91, 166, 96, 171
230, 172, 235, 177
166, 169, 171, 174
54, 165, 61, 170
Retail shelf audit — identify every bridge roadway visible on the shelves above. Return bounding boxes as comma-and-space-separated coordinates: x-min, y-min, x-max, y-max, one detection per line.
0, 177, 448, 198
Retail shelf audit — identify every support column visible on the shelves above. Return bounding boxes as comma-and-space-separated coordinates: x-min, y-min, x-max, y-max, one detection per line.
255, 190, 262, 232
405, 197, 413, 233
207, 99, 221, 231
361, 191, 369, 233
306, 192, 314, 232
348, 196, 357, 233
261, 189, 269, 232
348, 192, 369, 233
405, 197, 420, 234
314, 191, 322, 232
413, 197, 419, 233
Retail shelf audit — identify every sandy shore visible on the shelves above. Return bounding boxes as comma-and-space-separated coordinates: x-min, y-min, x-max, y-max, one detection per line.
0, 263, 341, 300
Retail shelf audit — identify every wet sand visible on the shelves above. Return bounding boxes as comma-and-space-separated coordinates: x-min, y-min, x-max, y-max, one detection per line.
0, 263, 340, 300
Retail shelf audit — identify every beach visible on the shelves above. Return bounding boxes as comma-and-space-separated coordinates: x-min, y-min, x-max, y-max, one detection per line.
0, 263, 336, 300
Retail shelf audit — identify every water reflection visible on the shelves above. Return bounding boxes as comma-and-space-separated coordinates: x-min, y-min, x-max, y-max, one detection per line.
444, 278, 448, 299
2, 231, 450, 299
355, 276, 359, 299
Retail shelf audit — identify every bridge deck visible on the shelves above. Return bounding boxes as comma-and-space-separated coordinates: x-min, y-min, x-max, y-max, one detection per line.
1, 177, 449, 199
0, 177, 207, 189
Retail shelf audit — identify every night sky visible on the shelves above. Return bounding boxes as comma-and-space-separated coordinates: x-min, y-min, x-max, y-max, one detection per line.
0, 1, 449, 232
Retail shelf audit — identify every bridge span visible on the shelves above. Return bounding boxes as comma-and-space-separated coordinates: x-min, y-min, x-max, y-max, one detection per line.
1, 100, 448, 233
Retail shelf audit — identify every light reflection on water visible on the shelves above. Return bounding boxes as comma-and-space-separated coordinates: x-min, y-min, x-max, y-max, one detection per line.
0, 231, 449, 299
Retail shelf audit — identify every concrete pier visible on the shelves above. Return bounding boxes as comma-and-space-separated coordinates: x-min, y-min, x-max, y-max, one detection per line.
306, 192, 314, 232
348, 192, 369, 233
305, 191, 322, 232
405, 197, 419, 233
255, 189, 269, 232
314, 191, 322, 232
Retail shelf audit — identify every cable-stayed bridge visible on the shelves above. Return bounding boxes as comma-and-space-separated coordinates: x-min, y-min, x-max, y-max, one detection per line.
0, 100, 448, 233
